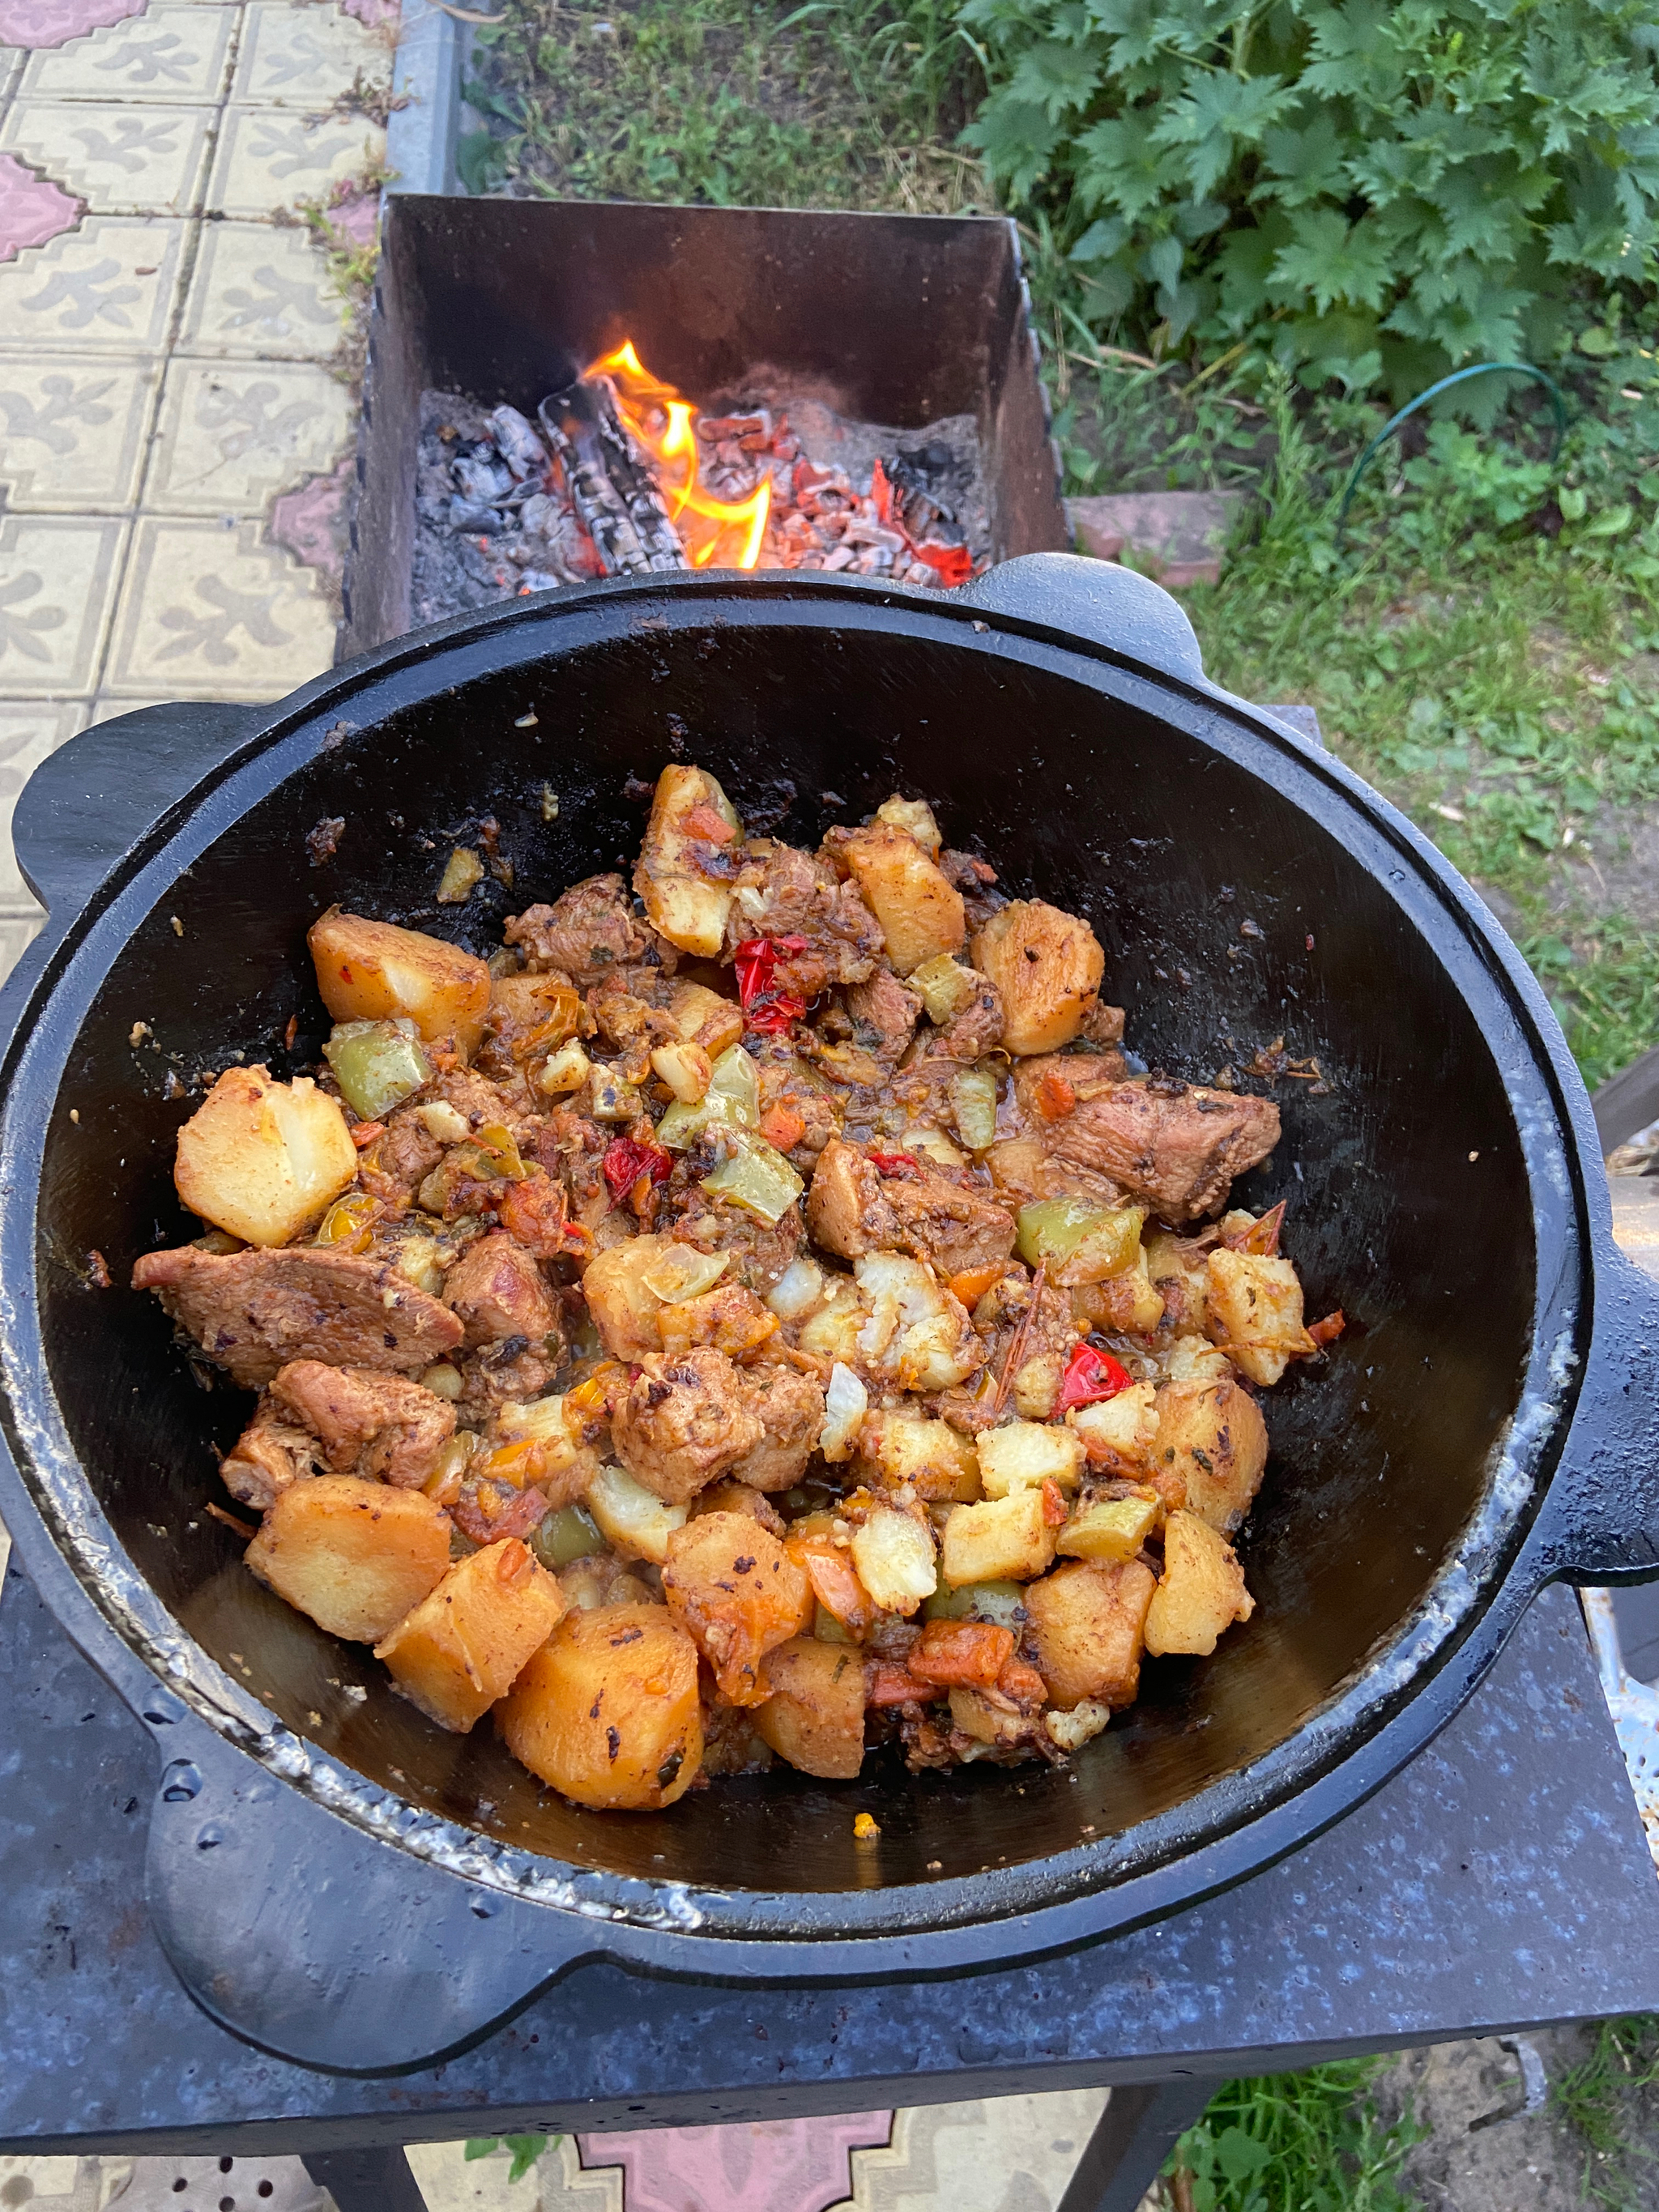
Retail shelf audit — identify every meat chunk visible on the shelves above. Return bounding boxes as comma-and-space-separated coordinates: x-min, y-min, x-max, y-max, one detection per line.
1021, 1069, 1281, 1223
441, 1232, 558, 1348
805, 1137, 902, 1259
505, 874, 673, 987
728, 1362, 827, 1492
220, 1400, 322, 1511
842, 970, 922, 1072
665, 1196, 804, 1295
723, 840, 883, 990
360, 1106, 443, 1204
133, 1243, 465, 1388
269, 1360, 456, 1486
885, 1165, 1017, 1281
612, 1347, 766, 1503
910, 975, 1004, 1063
454, 1336, 561, 1426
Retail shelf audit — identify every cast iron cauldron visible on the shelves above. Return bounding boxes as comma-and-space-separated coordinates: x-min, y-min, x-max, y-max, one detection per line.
2, 555, 1656, 2077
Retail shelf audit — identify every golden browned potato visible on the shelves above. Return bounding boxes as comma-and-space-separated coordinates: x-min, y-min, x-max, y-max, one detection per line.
580, 1235, 674, 1360
662, 1512, 812, 1704
308, 910, 492, 1057
668, 979, 744, 1059
1154, 1377, 1268, 1532
244, 1475, 451, 1642
174, 1065, 357, 1247
633, 764, 742, 957
976, 1420, 1084, 1498
1069, 1251, 1165, 1336
584, 1463, 689, 1564
497, 1604, 703, 1809
1143, 1511, 1255, 1656
848, 1503, 939, 1614
857, 1410, 982, 1502
838, 821, 966, 975
940, 1489, 1058, 1585
1024, 1558, 1157, 1708
1067, 1381, 1159, 1475
971, 900, 1105, 1055
753, 1635, 867, 1779
1205, 1248, 1312, 1386
374, 1536, 565, 1731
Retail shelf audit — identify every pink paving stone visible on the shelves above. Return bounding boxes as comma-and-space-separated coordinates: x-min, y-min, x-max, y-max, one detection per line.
577, 2112, 894, 2212
0, 155, 83, 266
270, 456, 354, 585
0, 0, 146, 45
327, 187, 380, 251
339, 0, 399, 22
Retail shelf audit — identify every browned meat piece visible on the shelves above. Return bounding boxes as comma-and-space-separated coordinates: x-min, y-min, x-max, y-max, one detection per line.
885, 1166, 1017, 1281
454, 1337, 563, 1426
692, 1478, 788, 1535
270, 1360, 455, 1486
587, 977, 678, 1053
612, 1347, 766, 1502
505, 873, 674, 987
442, 1231, 559, 1348
132, 1244, 465, 1388
938, 849, 1005, 933
360, 1107, 443, 1203
1079, 999, 1127, 1047
665, 1196, 803, 1295
805, 1137, 901, 1259
908, 975, 1004, 1063
220, 1400, 322, 1510
842, 970, 922, 1072
452, 1477, 549, 1547
752, 1041, 843, 1165
432, 1065, 530, 1133
1019, 1068, 1281, 1223
723, 840, 883, 991
728, 1362, 826, 1492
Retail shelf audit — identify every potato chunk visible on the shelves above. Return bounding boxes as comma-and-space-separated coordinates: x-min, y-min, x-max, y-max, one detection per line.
663, 1512, 812, 1704
633, 765, 741, 957
976, 1420, 1085, 1498
245, 1475, 451, 1642
1154, 1377, 1268, 1532
848, 1503, 939, 1614
971, 900, 1105, 1056
174, 1065, 358, 1248
580, 1235, 676, 1360
854, 1251, 983, 1390
497, 1605, 703, 1809
837, 821, 966, 975
584, 1463, 689, 1564
857, 1410, 982, 1502
940, 1488, 1059, 1585
754, 1638, 867, 1779
374, 1537, 565, 1731
1025, 1558, 1156, 1709
1205, 1248, 1312, 1386
308, 910, 492, 1057
1144, 1511, 1255, 1656
1068, 1382, 1159, 1474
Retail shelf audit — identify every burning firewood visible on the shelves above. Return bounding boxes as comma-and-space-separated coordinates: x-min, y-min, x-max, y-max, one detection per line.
538, 377, 689, 578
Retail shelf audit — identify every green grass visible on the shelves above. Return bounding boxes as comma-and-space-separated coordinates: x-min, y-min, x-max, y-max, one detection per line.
1163, 2060, 1427, 2212
1552, 2014, 1659, 2206
463, 2134, 556, 2182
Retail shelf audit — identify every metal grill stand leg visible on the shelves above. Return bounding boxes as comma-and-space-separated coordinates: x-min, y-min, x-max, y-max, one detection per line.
301, 2148, 429, 2212
1055, 2080, 1215, 2212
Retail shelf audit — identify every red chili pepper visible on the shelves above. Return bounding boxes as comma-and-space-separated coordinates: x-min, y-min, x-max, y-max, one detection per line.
745, 992, 805, 1035
733, 938, 776, 1009
601, 1136, 672, 1200
868, 1149, 922, 1178
1056, 1343, 1133, 1413
1307, 1308, 1346, 1349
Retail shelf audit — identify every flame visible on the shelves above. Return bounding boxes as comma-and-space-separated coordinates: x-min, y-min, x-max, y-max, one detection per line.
586, 339, 771, 569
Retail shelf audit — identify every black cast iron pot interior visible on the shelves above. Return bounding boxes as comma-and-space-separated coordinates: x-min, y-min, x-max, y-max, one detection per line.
24, 571, 1554, 1908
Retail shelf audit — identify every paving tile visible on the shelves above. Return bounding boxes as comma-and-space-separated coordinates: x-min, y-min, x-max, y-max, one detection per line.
0, 0, 146, 49
19, 6, 235, 104
147, 357, 352, 514
0, 514, 126, 694
177, 216, 343, 360
207, 106, 382, 219
0, 696, 92, 901
105, 514, 335, 697
230, 2, 385, 108
0, 149, 83, 262
0, 215, 188, 355
2, 100, 214, 216
0, 352, 157, 509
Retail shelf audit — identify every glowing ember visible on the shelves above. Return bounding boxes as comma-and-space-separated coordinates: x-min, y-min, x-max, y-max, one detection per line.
588, 339, 771, 570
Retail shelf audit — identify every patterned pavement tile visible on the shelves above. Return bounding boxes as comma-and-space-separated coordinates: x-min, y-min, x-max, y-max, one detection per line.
0, 214, 188, 355
104, 514, 335, 697
207, 105, 382, 219
0, 697, 92, 901
0, 0, 146, 49
0, 514, 127, 694
2, 99, 214, 215
147, 357, 353, 514
18, 6, 236, 103
0, 148, 83, 262
230, 1, 384, 107
0, 352, 157, 509
177, 216, 345, 360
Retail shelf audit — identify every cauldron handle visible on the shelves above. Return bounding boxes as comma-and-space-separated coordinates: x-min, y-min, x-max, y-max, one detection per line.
955, 552, 1209, 684
12, 701, 254, 925
145, 1716, 603, 2074
1538, 1238, 1659, 1586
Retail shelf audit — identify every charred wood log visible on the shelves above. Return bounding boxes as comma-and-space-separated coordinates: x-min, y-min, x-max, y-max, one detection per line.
537, 377, 688, 577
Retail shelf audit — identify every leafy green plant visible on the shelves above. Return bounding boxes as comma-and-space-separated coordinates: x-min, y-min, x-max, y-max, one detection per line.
1552, 2014, 1659, 2206
463, 2134, 556, 2183
958, 0, 1659, 397
1165, 2059, 1426, 2210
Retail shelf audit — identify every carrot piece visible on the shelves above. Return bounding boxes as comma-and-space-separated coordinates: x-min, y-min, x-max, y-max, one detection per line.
909, 1620, 1015, 1689
760, 1104, 807, 1151
948, 1262, 1004, 1309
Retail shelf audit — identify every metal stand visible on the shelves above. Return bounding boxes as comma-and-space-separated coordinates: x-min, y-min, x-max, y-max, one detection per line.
1056, 2081, 1213, 2212
301, 2148, 429, 2212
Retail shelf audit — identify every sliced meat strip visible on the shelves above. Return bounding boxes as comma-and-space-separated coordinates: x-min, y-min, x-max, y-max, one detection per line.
132, 1243, 465, 1389
270, 1360, 456, 1486
505, 872, 673, 986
